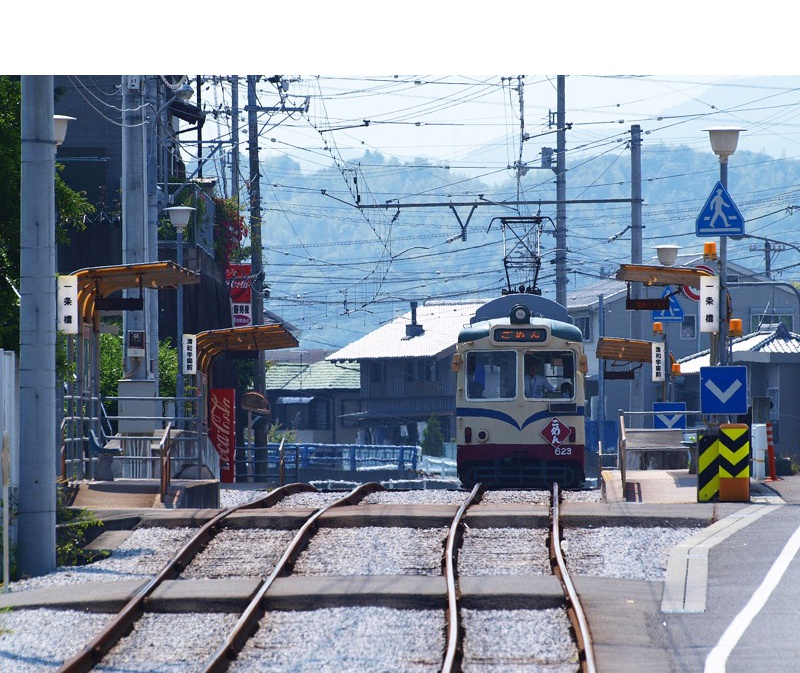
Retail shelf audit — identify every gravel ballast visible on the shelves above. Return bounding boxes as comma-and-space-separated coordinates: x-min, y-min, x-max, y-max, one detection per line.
0, 485, 702, 670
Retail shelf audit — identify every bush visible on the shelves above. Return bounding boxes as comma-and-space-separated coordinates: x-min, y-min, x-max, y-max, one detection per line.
421, 414, 445, 457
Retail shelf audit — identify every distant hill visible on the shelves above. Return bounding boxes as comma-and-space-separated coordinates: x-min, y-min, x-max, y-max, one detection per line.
257, 143, 800, 349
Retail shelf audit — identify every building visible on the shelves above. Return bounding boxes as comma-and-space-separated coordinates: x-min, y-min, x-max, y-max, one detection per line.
567, 251, 800, 449
327, 301, 485, 445
264, 358, 361, 444
677, 322, 800, 458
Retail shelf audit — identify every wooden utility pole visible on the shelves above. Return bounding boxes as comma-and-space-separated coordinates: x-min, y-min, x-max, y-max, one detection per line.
247, 75, 265, 397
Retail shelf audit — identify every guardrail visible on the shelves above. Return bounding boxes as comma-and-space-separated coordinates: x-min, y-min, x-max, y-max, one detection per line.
159, 423, 172, 503
618, 409, 702, 492
232, 442, 421, 484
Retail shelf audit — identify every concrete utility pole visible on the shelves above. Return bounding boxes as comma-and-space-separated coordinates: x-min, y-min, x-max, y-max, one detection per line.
19, 76, 57, 576
121, 76, 152, 382
247, 76, 265, 394
630, 125, 644, 419
555, 75, 567, 307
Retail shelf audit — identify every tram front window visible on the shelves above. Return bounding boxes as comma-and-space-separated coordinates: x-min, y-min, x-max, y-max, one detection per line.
524, 351, 575, 400
466, 351, 516, 400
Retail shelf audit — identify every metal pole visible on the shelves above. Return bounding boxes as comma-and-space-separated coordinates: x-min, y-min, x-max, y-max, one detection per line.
630, 125, 644, 422
19, 75, 57, 576
719, 160, 729, 365
176, 227, 184, 427
555, 76, 567, 306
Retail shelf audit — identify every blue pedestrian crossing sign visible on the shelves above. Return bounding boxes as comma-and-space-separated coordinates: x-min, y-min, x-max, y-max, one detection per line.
700, 366, 748, 415
653, 402, 687, 429
652, 287, 684, 323
696, 181, 745, 237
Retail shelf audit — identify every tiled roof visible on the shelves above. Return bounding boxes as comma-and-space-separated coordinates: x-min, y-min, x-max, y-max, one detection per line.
264, 360, 360, 391
327, 300, 488, 361
677, 323, 800, 374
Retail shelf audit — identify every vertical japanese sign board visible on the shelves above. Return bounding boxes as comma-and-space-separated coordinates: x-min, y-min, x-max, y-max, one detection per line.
57, 275, 79, 334
209, 388, 236, 483
699, 274, 720, 333
651, 342, 665, 382
182, 334, 197, 375
225, 263, 252, 327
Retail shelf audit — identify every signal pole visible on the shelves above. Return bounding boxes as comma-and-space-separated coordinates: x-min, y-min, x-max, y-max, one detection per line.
555, 76, 567, 307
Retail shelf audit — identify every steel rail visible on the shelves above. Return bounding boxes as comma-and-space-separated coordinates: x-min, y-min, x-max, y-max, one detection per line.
58, 482, 317, 673
550, 483, 597, 673
203, 481, 386, 673
442, 482, 483, 673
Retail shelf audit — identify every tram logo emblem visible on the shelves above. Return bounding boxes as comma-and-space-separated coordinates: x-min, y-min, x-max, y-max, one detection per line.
541, 417, 568, 448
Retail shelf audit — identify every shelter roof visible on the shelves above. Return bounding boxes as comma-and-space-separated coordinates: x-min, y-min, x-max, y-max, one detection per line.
196, 323, 298, 374
73, 261, 200, 323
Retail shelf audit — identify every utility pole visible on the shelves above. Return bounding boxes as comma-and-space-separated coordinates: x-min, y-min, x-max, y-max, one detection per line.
555, 76, 567, 307
247, 76, 265, 394
231, 76, 240, 209
18, 75, 57, 576
121, 76, 152, 383
630, 125, 644, 420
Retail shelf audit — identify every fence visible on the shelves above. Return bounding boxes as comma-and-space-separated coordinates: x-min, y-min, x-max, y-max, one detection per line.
232, 443, 420, 484
61, 393, 216, 481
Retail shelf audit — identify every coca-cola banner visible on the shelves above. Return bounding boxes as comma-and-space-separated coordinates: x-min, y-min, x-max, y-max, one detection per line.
225, 263, 252, 327
209, 388, 236, 483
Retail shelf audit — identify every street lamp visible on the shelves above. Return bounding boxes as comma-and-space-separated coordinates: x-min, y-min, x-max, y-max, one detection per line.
703, 126, 745, 366
163, 206, 195, 424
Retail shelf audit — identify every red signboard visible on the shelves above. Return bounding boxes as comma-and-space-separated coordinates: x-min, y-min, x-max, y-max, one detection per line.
209, 388, 236, 483
225, 263, 252, 327
541, 417, 569, 448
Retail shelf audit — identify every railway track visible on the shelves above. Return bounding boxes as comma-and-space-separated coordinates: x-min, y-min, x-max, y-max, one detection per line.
58, 482, 595, 672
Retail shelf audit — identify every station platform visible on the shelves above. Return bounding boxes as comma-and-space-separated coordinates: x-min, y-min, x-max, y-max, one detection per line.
601, 468, 796, 504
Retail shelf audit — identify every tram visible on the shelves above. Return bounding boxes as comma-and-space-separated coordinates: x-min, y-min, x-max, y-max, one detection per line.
454, 294, 587, 488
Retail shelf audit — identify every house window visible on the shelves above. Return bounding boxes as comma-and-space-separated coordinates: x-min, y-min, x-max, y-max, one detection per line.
575, 315, 592, 342
680, 315, 696, 340
750, 311, 793, 333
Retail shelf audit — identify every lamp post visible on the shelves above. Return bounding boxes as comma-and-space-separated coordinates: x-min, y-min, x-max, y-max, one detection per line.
164, 206, 195, 425
704, 126, 745, 366
19, 77, 74, 576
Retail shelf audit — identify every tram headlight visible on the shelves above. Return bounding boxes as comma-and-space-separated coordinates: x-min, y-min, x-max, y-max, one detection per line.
510, 304, 530, 324
476, 428, 489, 443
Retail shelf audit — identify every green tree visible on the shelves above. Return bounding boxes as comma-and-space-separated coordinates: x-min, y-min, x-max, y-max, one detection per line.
421, 413, 445, 457
0, 75, 93, 352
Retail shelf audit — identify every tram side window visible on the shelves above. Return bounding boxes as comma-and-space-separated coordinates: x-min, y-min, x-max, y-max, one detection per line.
524, 351, 575, 400
466, 351, 516, 400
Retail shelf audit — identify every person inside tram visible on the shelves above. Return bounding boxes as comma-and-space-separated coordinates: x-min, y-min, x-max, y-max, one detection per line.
524, 358, 556, 398
560, 381, 574, 399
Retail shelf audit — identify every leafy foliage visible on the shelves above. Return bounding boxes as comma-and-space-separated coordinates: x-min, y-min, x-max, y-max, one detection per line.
421, 413, 445, 457
0, 75, 94, 352
213, 196, 248, 265
56, 480, 109, 567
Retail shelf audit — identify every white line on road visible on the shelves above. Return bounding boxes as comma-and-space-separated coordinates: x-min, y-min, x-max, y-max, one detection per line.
704, 520, 800, 672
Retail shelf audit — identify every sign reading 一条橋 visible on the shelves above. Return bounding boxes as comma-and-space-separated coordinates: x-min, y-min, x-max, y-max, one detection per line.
651, 342, 665, 382
57, 275, 79, 334
699, 274, 720, 333
225, 263, 252, 327
696, 181, 745, 237
182, 334, 197, 375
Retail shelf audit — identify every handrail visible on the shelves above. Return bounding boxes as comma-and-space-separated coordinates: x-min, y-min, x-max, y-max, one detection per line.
278, 437, 286, 486
159, 422, 173, 504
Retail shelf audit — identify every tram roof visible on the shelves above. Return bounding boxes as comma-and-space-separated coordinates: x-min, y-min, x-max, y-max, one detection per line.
458, 316, 584, 344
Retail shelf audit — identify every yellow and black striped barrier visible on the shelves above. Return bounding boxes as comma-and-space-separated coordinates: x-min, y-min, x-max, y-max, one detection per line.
697, 424, 751, 503
697, 434, 719, 503
718, 423, 750, 502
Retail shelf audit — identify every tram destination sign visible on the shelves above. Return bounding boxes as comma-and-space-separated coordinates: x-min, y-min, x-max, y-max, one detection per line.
626, 297, 670, 311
